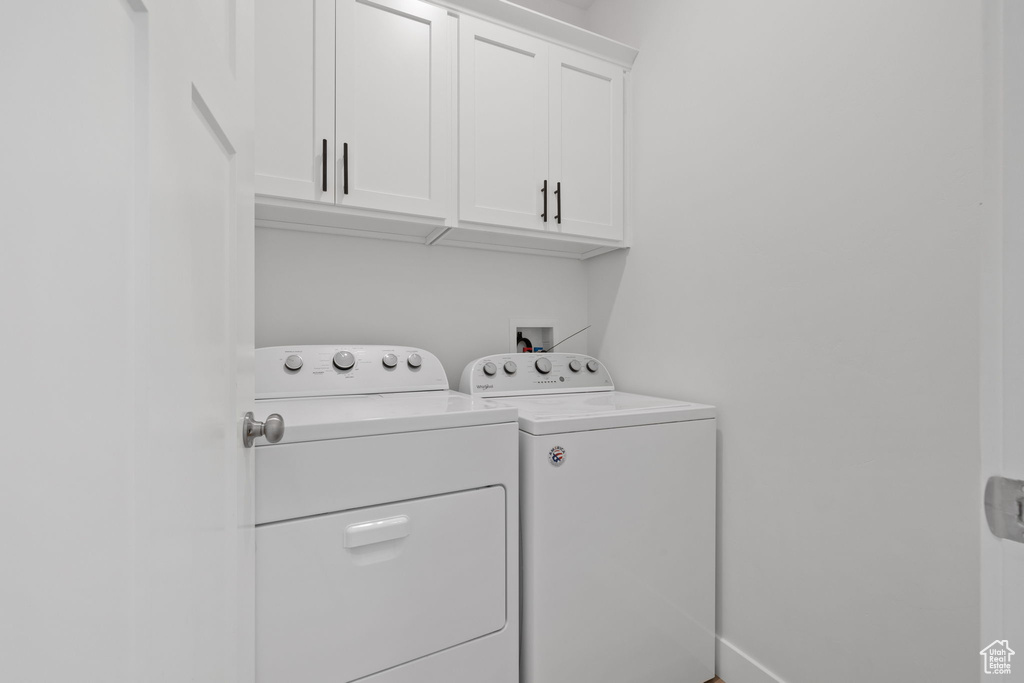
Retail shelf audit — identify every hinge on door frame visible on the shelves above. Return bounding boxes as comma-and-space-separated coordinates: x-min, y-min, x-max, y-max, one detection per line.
985, 476, 1024, 543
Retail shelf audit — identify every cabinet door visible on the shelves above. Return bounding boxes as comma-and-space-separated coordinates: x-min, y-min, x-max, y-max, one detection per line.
336, 0, 450, 218
255, 0, 335, 203
459, 17, 549, 231
548, 46, 624, 241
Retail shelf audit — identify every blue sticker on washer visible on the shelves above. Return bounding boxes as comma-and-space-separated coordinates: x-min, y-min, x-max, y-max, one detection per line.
549, 446, 566, 467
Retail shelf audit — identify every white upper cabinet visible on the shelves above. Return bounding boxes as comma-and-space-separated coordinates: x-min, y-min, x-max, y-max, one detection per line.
255, 0, 335, 204
255, 0, 449, 218
457, 18, 625, 244
254, 0, 637, 258
336, 0, 450, 218
458, 17, 549, 231
548, 46, 624, 241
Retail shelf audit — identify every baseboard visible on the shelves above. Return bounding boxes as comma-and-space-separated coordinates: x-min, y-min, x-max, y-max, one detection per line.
716, 637, 787, 683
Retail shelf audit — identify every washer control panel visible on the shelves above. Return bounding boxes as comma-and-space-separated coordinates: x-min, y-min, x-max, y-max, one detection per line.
459, 353, 614, 397
256, 345, 448, 399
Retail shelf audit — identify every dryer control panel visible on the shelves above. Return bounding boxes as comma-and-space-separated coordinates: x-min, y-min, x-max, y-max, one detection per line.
257, 345, 448, 399
459, 353, 614, 398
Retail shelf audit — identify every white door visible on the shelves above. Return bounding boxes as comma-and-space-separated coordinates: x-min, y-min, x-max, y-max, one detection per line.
255, 0, 335, 203
548, 46, 624, 241
983, 2, 1024, 681
335, 0, 450, 218
459, 16, 549, 231
0, 1, 256, 681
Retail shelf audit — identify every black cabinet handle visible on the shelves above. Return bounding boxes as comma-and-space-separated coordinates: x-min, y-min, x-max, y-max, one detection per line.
321, 139, 327, 193
554, 181, 561, 224
343, 142, 349, 195
541, 179, 548, 222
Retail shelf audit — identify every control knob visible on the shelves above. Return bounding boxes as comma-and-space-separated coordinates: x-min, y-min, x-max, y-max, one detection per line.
333, 351, 356, 371
382, 353, 398, 368
407, 353, 422, 369
504, 361, 517, 375
535, 357, 552, 374
284, 354, 303, 371
568, 359, 582, 373
482, 362, 497, 376
586, 359, 600, 373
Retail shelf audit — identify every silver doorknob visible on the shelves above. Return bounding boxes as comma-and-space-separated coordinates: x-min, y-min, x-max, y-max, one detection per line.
243, 412, 285, 448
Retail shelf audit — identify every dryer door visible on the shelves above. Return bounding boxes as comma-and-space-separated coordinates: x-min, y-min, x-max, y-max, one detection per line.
257, 486, 507, 682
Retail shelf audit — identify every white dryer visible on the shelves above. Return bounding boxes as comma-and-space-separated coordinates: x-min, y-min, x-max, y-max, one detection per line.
461, 353, 717, 683
254, 345, 519, 683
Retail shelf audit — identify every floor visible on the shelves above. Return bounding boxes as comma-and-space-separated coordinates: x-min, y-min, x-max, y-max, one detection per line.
708, 678, 726, 683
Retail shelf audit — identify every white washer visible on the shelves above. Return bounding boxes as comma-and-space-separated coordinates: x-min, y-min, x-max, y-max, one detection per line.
254, 345, 519, 683
461, 353, 717, 683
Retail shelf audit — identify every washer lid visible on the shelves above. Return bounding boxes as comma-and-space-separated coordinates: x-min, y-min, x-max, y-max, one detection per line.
253, 391, 518, 444
491, 391, 715, 435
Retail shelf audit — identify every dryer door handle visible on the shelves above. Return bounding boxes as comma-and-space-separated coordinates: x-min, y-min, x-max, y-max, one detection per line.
344, 515, 411, 548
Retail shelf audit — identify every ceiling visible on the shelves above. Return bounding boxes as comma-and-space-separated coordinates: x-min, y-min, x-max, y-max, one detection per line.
557, 0, 596, 7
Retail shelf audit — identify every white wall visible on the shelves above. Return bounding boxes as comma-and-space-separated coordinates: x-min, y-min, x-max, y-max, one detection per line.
255, 228, 589, 383
583, 2, 983, 682
982, 0, 1024, 674
980, 0, 1005, 667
